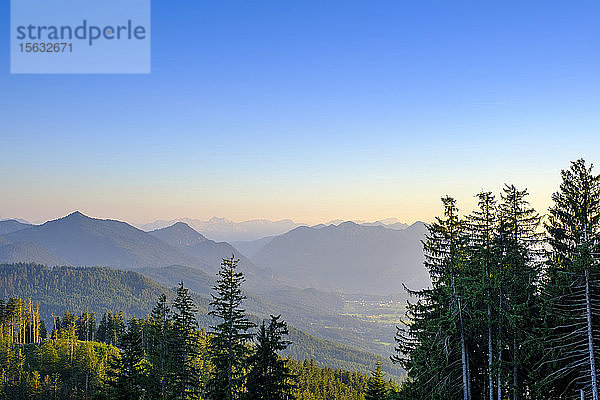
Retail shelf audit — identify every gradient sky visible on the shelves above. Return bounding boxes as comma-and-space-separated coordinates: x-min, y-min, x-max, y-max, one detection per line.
1, 1, 600, 225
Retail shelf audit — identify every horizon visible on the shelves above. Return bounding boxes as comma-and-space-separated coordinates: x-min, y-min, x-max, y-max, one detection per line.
0, 209, 425, 228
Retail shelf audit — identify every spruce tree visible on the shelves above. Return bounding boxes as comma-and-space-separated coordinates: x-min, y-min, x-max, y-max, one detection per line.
148, 293, 174, 400
466, 191, 497, 400
245, 315, 295, 400
365, 359, 388, 400
172, 282, 201, 400
393, 196, 470, 399
208, 255, 255, 400
498, 184, 542, 400
540, 159, 600, 399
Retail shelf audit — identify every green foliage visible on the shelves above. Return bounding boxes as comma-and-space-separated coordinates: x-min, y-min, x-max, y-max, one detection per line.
0, 263, 210, 320
394, 159, 600, 400
246, 315, 296, 400
288, 359, 370, 400
365, 359, 388, 400
207, 255, 255, 400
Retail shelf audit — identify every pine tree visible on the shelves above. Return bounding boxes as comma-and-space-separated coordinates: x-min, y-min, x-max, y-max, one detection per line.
466, 191, 497, 400
208, 255, 255, 400
393, 196, 470, 399
246, 315, 295, 400
540, 159, 600, 399
172, 282, 201, 400
148, 293, 173, 400
365, 359, 388, 400
498, 184, 542, 400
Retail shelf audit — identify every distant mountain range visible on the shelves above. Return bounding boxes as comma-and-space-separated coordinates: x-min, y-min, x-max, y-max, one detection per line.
251, 221, 429, 295
0, 212, 429, 295
138, 217, 302, 242
0, 219, 33, 235
138, 216, 410, 242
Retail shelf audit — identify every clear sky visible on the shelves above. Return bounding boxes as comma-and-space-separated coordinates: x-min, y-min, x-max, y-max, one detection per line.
1, 1, 599, 225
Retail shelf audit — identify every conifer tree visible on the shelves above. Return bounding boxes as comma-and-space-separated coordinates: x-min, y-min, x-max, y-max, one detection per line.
172, 282, 201, 400
466, 191, 497, 400
540, 159, 600, 399
245, 315, 295, 400
497, 184, 542, 400
365, 359, 388, 400
208, 255, 255, 400
393, 196, 470, 399
148, 293, 173, 400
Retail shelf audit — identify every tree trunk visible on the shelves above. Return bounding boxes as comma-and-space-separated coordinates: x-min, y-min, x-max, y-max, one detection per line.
489, 303, 494, 400
585, 268, 598, 400
498, 294, 503, 400
513, 335, 518, 400
458, 294, 470, 400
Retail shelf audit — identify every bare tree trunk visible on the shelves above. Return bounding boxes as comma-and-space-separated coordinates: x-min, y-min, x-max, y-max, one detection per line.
450, 270, 471, 400
513, 335, 518, 400
458, 294, 470, 400
585, 268, 598, 400
489, 303, 494, 400
498, 294, 503, 400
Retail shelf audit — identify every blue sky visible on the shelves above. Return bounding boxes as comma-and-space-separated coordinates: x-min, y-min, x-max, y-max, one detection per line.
1, 1, 599, 224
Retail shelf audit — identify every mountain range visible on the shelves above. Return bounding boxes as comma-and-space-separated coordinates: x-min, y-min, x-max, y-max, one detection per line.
138, 216, 410, 242
0, 212, 428, 295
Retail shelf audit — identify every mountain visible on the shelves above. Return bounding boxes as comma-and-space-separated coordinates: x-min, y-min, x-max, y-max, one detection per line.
148, 222, 276, 285
0, 241, 66, 266
1, 211, 208, 271
0, 219, 33, 235
251, 221, 429, 295
139, 217, 303, 242
231, 236, 275, 259
139, 216, 412, 242
359, 218, 409, 230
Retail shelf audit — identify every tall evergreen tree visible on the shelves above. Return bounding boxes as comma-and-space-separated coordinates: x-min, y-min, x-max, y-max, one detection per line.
148, 293, 174, 400
497, 184, 542, 400
246, 315, 295, 400
208, 255, 255, 400
172, 282, 201, 400
540, 159, 600, 399
393, 196, 470, 399
466, 191, 497, 400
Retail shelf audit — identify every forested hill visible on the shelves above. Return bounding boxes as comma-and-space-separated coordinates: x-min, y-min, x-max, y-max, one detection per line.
0, 263, 203, 319
0, 263, 401, 380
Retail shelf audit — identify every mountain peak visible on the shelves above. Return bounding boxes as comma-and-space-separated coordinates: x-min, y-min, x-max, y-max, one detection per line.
65, 211, 89, 219
150, 222, 208, 248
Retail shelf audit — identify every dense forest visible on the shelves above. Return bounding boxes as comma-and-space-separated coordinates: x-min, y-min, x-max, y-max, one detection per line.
394, 159, 600, 399
0, 256, 395, 399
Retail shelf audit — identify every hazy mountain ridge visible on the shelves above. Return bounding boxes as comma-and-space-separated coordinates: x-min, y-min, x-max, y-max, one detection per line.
139, 217, 302, 242
148, 222, 278, 288
138, 216, 412, 242
0, 219, 33, 235
0, 241, 67, 266
0, 211, 209, 271
251, 221, 429, 295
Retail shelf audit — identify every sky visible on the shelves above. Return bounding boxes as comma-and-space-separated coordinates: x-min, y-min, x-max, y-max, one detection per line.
1, 1, 600, 225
